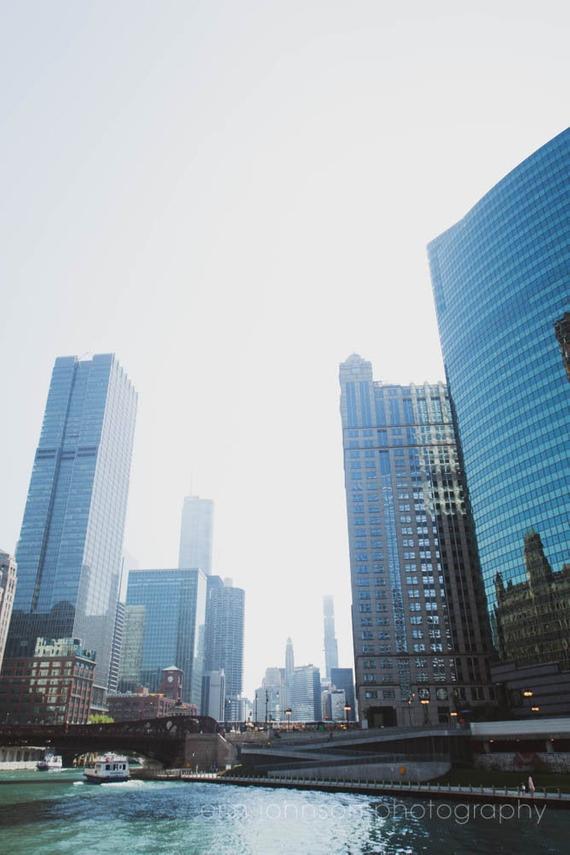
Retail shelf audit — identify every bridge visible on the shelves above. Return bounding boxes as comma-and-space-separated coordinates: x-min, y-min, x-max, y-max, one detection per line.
0, 715, 235, 769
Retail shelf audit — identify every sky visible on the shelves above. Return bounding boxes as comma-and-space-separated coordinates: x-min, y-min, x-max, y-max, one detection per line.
0, 1, 568, 698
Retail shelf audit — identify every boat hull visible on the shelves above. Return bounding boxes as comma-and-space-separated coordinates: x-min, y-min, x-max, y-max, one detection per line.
83, 772, 130, 784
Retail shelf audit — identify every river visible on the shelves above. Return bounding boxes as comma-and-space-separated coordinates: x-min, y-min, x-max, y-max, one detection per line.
0, 770, 566, 853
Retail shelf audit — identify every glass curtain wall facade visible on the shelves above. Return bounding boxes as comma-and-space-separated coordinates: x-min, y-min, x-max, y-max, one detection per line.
5, 354, 137, 692
125, 568, 207, 707
178, 496, 214, 574
204, 576, 245, 718
428, 130, 570, 710
323, 595, 339, 679
330, 668, 355, 721
291, 665, 322, 722
340, 355, 494, 727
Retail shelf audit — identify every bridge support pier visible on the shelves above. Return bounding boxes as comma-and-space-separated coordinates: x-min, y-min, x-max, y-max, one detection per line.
181, 734, 236, 771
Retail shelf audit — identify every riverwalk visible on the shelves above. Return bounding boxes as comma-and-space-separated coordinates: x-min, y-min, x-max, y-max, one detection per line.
133, 770, 570, 808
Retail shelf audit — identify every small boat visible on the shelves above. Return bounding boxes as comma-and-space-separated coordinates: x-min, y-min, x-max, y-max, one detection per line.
83, 753, 130, 784
37, 752, 63, 771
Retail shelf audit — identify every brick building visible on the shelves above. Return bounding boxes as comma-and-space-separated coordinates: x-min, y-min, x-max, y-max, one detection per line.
0, 637, 95, 725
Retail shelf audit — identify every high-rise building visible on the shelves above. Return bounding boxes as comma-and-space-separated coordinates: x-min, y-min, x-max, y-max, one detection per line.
254, 684, 283, 723
284, 637, 294, 709
125, 567, 207, 707
201, 670, 225, 721
179, 496, 214, 574
428, 130, 570, 715
118, 604, 145, 692
323, 595, 339, 679
4, 354, 137, 702
291, 665, 322, 722
0, 551, 17, 673
255, 666, 286, 722
204, 576, 244, 718
329, 688, 347, 721
339, 355, 494, 727
330, 667, 356, 722
285, 637, 295, 676
108, 602, 126, 695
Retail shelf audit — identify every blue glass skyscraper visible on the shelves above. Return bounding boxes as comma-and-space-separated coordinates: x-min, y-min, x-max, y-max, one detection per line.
5, 354, 137, 694
204, 576, 245, 718
125, 568, 207, 706
428, 130, 569, 713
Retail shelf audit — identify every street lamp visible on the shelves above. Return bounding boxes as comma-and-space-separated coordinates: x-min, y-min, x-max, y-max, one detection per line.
531, 705, 540, 713
420, 698, 430, 725
285, 708, 292, 732
344, 704, 352, 726
522, 689, 534, 699
406, 693, 416, 727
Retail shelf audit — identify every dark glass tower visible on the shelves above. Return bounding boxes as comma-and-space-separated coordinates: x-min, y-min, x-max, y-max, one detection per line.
339, 355, 494, 727
428, 130, 570, 713
5, 355, 137, 693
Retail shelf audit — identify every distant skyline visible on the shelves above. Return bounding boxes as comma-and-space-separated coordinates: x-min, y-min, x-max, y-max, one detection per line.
0, 1, 568, 696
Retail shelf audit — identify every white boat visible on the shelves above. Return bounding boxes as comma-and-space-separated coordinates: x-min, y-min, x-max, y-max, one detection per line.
83, 753, 130, 784
36, 752, 63, 771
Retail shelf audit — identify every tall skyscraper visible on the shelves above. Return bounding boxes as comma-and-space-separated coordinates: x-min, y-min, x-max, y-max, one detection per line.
125, 567, 207, 707
253, 667, 285, 723
323, 595, 339, 679
291, 665, 322, 722
339, 355, 494, 727
284, 636, 295, 708
5, 354, 137, 697
178, 496, 214, 573
204, 576, 245, 719
118, 604, 145, 692
202, 670, 226, 721
108, 601, 126, 695
428, 130, 570, 715
0, 551, 17, 673
285, 637, 294, 677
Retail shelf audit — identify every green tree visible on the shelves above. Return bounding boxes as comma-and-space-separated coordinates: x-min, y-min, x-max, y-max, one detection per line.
88, 713, 114, 724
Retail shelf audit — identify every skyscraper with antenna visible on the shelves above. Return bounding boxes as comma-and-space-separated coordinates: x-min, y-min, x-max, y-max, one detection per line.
178, 495, 214, 574
323, 595, 339, 680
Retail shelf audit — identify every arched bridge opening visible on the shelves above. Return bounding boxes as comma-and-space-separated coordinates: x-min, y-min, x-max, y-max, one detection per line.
0, 715, 221, 768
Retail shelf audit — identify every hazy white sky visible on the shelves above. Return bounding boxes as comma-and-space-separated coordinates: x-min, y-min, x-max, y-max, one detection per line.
0, 1, 568, 697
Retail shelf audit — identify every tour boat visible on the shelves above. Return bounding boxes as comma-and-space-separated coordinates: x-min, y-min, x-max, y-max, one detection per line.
83, 753, 130, 784
36, 752, 63, 771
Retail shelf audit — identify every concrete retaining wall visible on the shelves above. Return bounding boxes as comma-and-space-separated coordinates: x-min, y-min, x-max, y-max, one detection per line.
474, 752, 570, 773
270, 760, 450, 783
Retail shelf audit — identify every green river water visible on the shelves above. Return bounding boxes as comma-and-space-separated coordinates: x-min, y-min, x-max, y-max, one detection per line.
0, 770, 566, 854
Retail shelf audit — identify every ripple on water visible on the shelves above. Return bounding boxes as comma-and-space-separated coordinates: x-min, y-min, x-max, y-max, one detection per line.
0, 778, 567, 854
